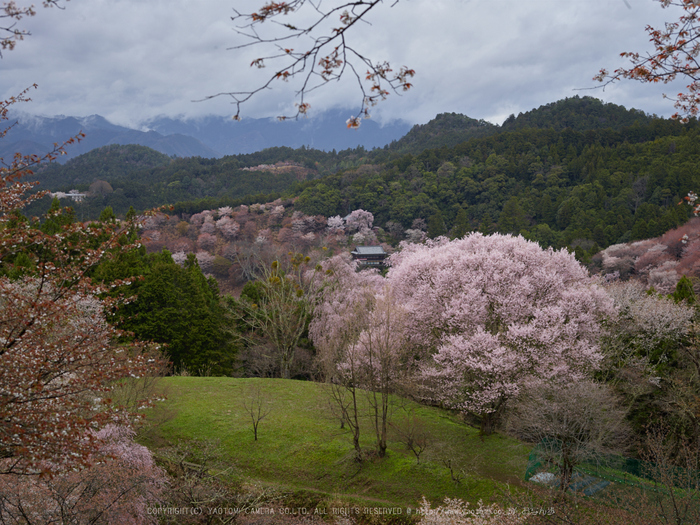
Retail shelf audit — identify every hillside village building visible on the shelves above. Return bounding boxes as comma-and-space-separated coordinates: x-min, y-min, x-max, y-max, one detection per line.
350, 246, 388, 269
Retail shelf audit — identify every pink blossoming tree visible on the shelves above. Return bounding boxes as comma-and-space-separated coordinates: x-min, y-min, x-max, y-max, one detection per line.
309, 255, 385, 457
387, 233, 614, 434
345, 209, 374, 233
0, 425, 166, 523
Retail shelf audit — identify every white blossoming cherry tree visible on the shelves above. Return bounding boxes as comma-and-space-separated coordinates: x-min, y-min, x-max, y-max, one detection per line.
311, 234, 614, 439
386, 233, 615, 435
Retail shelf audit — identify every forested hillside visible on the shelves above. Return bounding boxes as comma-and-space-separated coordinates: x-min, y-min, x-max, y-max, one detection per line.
293, 116, 696, 257
501, 95, 654, 132
386, 96, 653, 155
31, 96, 699, 259
27, 143, 375, 218
386, 112, 497, 154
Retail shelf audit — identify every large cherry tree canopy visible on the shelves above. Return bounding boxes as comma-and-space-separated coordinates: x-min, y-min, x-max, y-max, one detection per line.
387, 234, 614, 418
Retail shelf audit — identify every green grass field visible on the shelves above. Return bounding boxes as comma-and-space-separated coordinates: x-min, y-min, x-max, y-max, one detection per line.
139, 377, 531, 510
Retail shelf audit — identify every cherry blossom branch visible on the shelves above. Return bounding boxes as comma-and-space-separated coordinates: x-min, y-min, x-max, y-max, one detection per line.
201, 0, 414, 126
0, 1, 66, 57
0, 87, 166, 476
595, 0, 700, 121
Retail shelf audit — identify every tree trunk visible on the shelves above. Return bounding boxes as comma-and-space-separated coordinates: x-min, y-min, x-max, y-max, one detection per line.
480, 413, 495, 436
281, 351, 291, 379
479, 398, 506, 436
559, 450, 573, 492
350, 386, 362, 461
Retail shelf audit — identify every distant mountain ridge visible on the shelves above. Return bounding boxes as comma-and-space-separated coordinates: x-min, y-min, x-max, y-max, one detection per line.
145, 110, 413, 155
2, 110, 413, 163
26, 96, 685, 231
501, 96, 654, 131
388, 113, 498, 153
2, 97, 654, 163
1, 113, 219, 162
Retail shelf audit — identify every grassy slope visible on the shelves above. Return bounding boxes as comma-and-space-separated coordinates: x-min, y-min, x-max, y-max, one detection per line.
141, 377, 530, 509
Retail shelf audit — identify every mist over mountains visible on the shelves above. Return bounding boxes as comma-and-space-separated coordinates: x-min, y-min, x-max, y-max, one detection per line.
2, 110, 412, 162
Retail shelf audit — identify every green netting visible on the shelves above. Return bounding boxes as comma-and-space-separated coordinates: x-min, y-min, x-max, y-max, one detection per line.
525, 440, 700, 496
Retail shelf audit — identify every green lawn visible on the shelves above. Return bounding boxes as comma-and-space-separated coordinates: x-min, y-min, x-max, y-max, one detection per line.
140, 377, 530, 509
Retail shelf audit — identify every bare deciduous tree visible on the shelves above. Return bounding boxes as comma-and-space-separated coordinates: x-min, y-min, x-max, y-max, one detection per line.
228, 253, 322, 379
389, 411, 431, 464
506, 381, 631, 492
157, 440, 277, 525
639, 424, 700, 525
242, 382, 273, 441
326, 380, 362, 460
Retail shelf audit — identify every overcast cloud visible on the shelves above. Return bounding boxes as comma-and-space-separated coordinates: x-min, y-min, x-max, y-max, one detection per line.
0, 0, 691, 128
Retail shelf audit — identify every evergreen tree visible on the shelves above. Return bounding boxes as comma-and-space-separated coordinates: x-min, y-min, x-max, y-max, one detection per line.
427, 211, 446, 238
41, 197, 75, 235
672, 275, 696, 305
100, 250, 237, 375
99, 205, 117, 223
499, 197, 528, 234
631, 219, 649, 241
451, 207, 469, 239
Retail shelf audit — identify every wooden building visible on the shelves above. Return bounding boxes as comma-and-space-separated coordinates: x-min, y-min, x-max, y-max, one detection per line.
350, 246, 388, 269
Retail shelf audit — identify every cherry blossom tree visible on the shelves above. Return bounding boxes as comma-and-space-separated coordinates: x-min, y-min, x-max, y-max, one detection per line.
387, 234, 614, 434
268, 204, 285, 224
216, 215, 240, 239
197, 231, 217, 251
339, 290, 410, 457
0, 425, 166, 523
207, 1, 414, 122
352, 228, 378, 246
345, 209, 377, 246
404, 228, 427, 244
603, 280, 693, 371
189, 211, 208, 228
200, 218, 216, 235
345, 208, 374, 233
309, 254, 382, 458
195, 250, 215, 273
596, 0, 700, 121
311, 255, 415, 458
603, 281, 699, 443
0, 90, 165, 476
326, 215, 345, 235
218, 206, 233, 217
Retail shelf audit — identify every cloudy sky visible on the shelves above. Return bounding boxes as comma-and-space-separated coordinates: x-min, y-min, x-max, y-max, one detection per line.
0, 0, 691, 128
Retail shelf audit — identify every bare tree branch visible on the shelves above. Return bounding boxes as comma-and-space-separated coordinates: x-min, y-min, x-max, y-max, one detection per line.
595, 1, 700, 121
1, 1, 67, 57
202, 1, 414, 124
242, 382, 273, 441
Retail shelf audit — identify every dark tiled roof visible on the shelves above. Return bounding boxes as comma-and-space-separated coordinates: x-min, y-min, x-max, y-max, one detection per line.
351, 246, 387, 256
